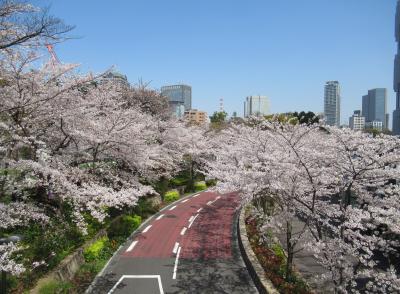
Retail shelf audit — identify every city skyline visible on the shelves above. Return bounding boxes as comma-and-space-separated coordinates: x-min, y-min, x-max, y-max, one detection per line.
31, 0, 397, 124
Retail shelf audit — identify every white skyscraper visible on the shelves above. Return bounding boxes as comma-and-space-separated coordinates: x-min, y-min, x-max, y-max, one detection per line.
324, 81, 341, 127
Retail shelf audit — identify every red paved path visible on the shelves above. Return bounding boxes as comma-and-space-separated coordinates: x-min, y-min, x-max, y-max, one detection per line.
122, 191, 239, 260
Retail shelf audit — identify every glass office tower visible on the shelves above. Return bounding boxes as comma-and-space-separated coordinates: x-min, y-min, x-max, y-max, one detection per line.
161, 85, 192, 118
243, 96, 270, 117
362, 88, 388, 129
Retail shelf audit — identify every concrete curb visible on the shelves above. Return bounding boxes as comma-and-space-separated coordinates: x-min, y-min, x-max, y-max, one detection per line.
237, 205, 280, 294
85, 189, 209, 293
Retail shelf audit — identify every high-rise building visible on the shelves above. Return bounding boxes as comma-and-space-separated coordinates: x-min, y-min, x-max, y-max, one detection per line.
243, 95, 270, 117
161, 85, 192, 118
394, 0, 400, 134
362, 88, 388, 129
349, 110, 365, 131
324, 81, 341, 127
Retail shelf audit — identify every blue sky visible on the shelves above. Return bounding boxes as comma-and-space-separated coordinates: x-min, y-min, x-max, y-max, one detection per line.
35, 0, 397, 124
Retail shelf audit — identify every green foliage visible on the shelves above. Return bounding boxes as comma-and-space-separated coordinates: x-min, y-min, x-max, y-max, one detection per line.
210, 111, 228, 130
132, 198, 158, 218
292, 111, 320, 125
194, 181, 207, 191
38, 280, 73, 294
83, 236, 108, 262
205, 179, 217, 187
210, 111, 227, 123
170, 176, 188, 187
164, 190, 180, 203
107, 215, 141, 241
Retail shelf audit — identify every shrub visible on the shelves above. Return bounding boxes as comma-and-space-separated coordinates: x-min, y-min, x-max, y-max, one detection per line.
205, 178, 217, 187
133, 198, 158, 218
164, 190, 180, 203
194, 181, 207, 191
83, 236, 108, 262
170, 176, 188, 187
107, 215, 142, 240
38, 280, 72, 294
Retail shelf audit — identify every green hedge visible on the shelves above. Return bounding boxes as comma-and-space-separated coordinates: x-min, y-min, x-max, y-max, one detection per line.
194, 181, 207, 191
164, 190, 180, 203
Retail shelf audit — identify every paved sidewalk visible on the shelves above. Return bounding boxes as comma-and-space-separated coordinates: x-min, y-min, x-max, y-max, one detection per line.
275, 217, 334, 293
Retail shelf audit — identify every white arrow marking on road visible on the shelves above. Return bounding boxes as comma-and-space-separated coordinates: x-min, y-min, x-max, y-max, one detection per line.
108, 275, 164, 294
126, 241, 138, 252
180, 227, 187, 235
188, 214, 199, 228
142, 225, 152, 233
173, 242, 179, 254
181, 199, 188, 203
156, 214, 164, 220
173, 246, 181, 279
197, 207, 203, 213
169, 205, 177, 211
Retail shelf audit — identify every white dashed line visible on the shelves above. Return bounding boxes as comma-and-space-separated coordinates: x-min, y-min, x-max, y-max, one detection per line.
126, 241, 138, 252
188, 216, 194, 223
192, 193, 199, 198
197, 208, 203, 213
156, 214, 164, 220
173, 246, 181, 279
142, 225, 152, 233
181, 199, 188, 203
180, 227, 187, 235
216, 196, 221, 200
207, 201, 213, 205
169, 205, 177, 211
188, 214, 199, 228
173, 242, 179, 254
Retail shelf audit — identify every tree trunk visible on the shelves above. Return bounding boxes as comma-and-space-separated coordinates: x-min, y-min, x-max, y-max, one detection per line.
285, 220, 294, 281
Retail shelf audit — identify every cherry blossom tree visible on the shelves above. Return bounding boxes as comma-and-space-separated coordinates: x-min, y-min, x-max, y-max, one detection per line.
206, 118, 400, 293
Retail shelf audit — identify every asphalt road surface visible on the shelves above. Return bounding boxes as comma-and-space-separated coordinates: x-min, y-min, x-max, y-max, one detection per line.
88, 191, 257, 294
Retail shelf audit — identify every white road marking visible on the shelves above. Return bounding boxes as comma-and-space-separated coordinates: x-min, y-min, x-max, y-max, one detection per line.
156, 214, 164, 220
173, 246, 181, 280
169, 205, 177, 211
188, 216, 194, 223
207, 200, 213, 205
108, 275, 164, 294
188, 214, 199, 228
181, 199, 188, 203
126, 241, 138, 252
180, 227, 187, 235
142, 225, 152, 233
216, 196, 221, 200
197, 207, 203, 213
173, 242, 179, 254
192, 193, 199, 197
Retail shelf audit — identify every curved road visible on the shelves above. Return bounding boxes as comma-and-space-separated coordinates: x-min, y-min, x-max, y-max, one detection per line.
88, 191, 257, 294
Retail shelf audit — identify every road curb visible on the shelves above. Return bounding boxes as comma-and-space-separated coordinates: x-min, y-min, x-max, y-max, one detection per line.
237, 205, 279, 294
